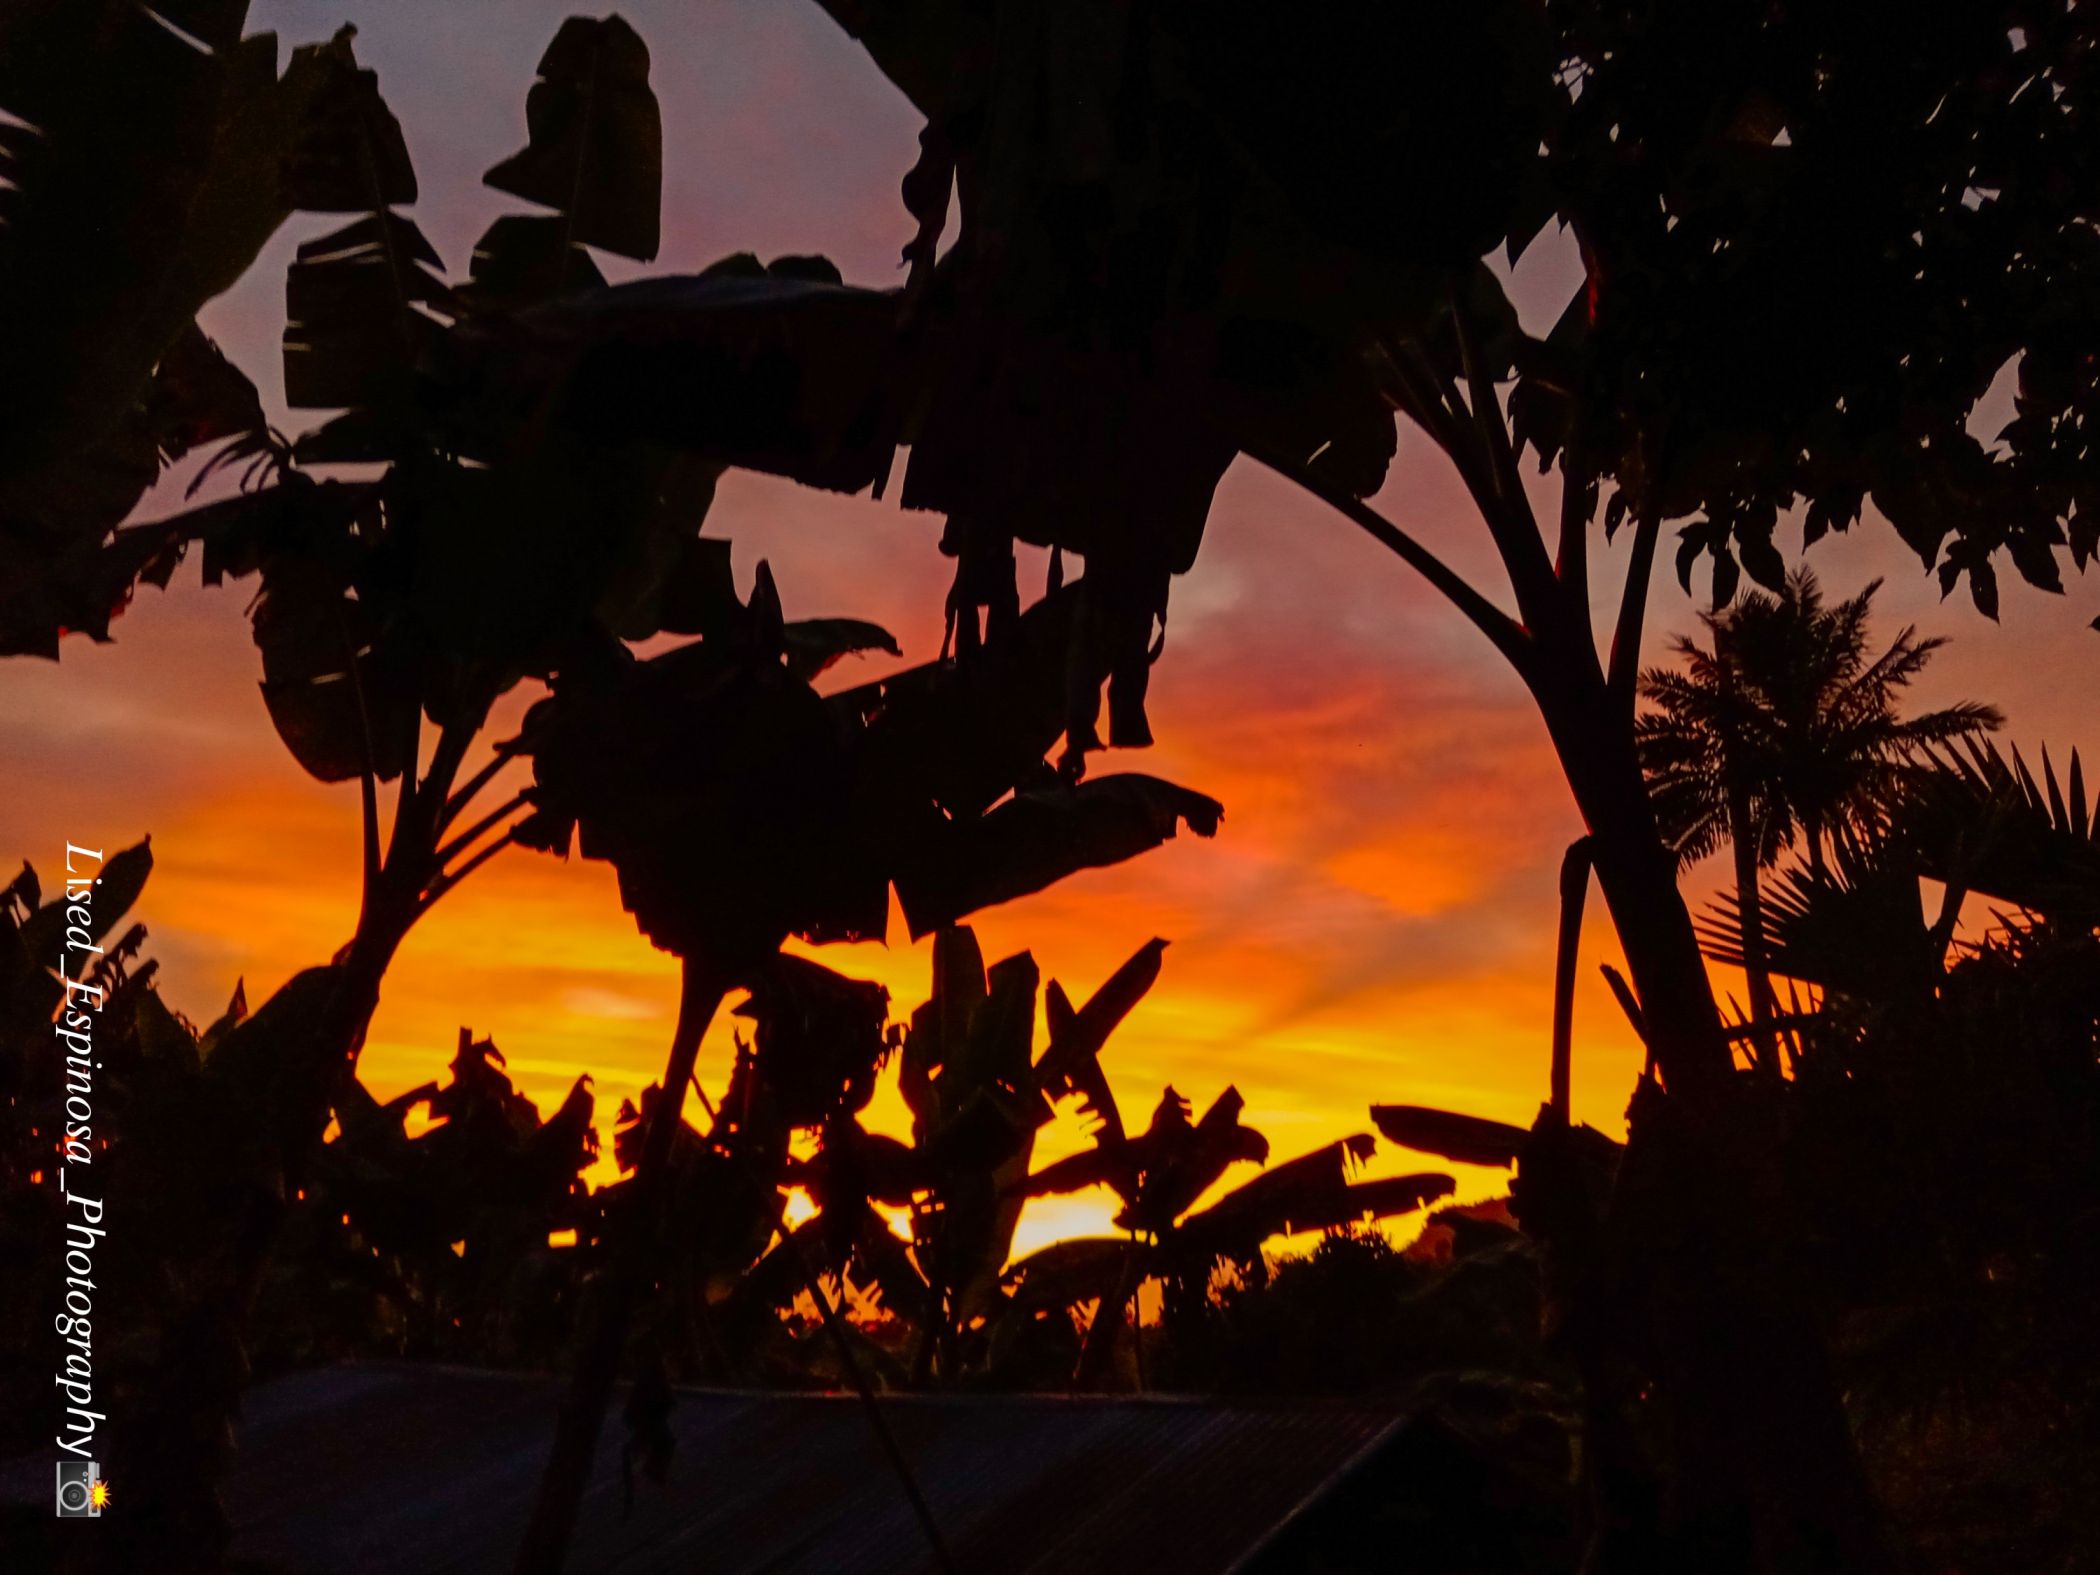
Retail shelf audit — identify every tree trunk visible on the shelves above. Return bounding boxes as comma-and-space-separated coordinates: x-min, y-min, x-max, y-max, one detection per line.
1727, 776, 1781, 1079
515, 955, 730, 1575
1551, 838, 1594, 1120
1529, 656, 1886, 1571
1535, 669, 1732, 1097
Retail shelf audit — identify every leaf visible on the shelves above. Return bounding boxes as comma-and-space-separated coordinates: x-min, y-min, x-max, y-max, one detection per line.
783, 618, 902, 682
484, 15, 661, 262
1739, 531, 1788, 594
20, 838, 154, 964
2006, 529, 2065, 594
465, 267, 900, 496
1175, 1136, 1451, 1260
465, 213, 607, 310
1033, 936, 1168, 1144
251, 559, 412, 784
149, 323, 267, 463
1370, 1104, 1529, 1168
283, 210, 450, 409
1018, 1146, 1126, 1200
891, 774, 1223, 940
1001, 1236, 1133, 1312
198, 975, 249, 1057
835, 582, 1083, 822
281, 27, 416, 211
733, 954, 891, 1125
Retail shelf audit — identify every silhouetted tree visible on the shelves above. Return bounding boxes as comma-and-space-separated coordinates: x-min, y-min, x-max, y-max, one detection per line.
15, 6, 2100, 1568
505, 552, 1219, 1569
0, 3, 339, 656
1012, 1087, 1453, 1389
758, 9, 2100, 1564
1639, 569, 1999, 1063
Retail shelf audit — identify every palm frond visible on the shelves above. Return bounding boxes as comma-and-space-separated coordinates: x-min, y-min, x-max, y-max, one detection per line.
1900, 737, 2100, 922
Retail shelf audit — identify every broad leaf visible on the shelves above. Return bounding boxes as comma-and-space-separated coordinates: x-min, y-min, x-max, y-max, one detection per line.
483, 15, 661, 262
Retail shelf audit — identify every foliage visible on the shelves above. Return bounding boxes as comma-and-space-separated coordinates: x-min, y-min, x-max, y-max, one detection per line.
0, 3, 327, 654
512, 567, 1219, 969
8, 6, 2100, 1567
0, 846, 603, 1448
1639, 568, 2002, 876
1903, 736, 2100, 926
1159, 1218, 1550, 1397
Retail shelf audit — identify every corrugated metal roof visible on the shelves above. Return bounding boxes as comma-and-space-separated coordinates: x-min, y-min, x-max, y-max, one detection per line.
217, 1363, 1409, 1575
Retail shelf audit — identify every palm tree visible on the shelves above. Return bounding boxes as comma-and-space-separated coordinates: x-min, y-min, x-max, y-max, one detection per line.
1638, 567, 2000, 1063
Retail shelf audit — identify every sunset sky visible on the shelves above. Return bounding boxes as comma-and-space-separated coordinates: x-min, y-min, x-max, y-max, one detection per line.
4, 0, 2096, 1258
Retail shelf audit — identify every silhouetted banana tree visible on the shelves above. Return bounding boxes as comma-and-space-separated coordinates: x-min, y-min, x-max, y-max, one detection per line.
755, 14, 2100, 1559
1009, 1078, 1454, 1390
26, 21, 790, 1565
506, 549, 1219, 1569
298, 1027, 599, 1365
0, 3, 348, 656
733, 928, 1170, 1388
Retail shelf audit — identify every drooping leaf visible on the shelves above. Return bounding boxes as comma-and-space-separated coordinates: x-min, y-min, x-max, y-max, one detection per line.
892, 774, 1223, 939
782, 618, 902, 683
1000, 1236, 1132, 1313
1178, 1136, 1453, 1262
516, 598, 879, 963
1370, 1105, 1529, 1169
251, 558, 413, 784
283, 209, 450, 410
483, 15, 661, 262
455, 266, 899, 496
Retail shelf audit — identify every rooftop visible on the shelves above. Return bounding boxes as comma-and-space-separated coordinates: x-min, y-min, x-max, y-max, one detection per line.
212, 1363, 1411, 1574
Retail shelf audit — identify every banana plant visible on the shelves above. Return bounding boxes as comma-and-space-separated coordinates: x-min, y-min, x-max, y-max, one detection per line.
0, 2, 349, 657
37, 22, 753, 1565
506, 522, 1219, 1570
735, 929, 1174, 1389
1009, 1078, 1454, 1388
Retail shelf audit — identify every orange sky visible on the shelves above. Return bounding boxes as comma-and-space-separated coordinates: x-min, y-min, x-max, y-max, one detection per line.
4, 0, 2097, 1260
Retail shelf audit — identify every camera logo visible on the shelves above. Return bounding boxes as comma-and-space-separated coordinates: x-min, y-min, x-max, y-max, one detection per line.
56, 1460, 104, 1518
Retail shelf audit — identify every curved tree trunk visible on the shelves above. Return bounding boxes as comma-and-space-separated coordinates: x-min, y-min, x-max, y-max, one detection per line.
1531, 656, 1887, 1571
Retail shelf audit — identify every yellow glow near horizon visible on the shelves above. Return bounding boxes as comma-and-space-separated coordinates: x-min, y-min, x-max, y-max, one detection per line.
112, 748, 1650, 1269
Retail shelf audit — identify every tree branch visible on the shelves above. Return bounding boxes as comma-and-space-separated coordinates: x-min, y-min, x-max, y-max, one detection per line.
1449, 297, 1559, 623
419, 827, 520, 915
1608, 510, 1662, 718
1551, 837, 1594, 1120
1253, 448, 1535, 679
433, 791, 530, 871
333, 605, 385, 895
439, 746, 521, 835
1556, 472, 1592, 597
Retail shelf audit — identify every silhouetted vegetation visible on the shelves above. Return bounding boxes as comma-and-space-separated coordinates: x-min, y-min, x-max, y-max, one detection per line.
8, 3, 2100, 1572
